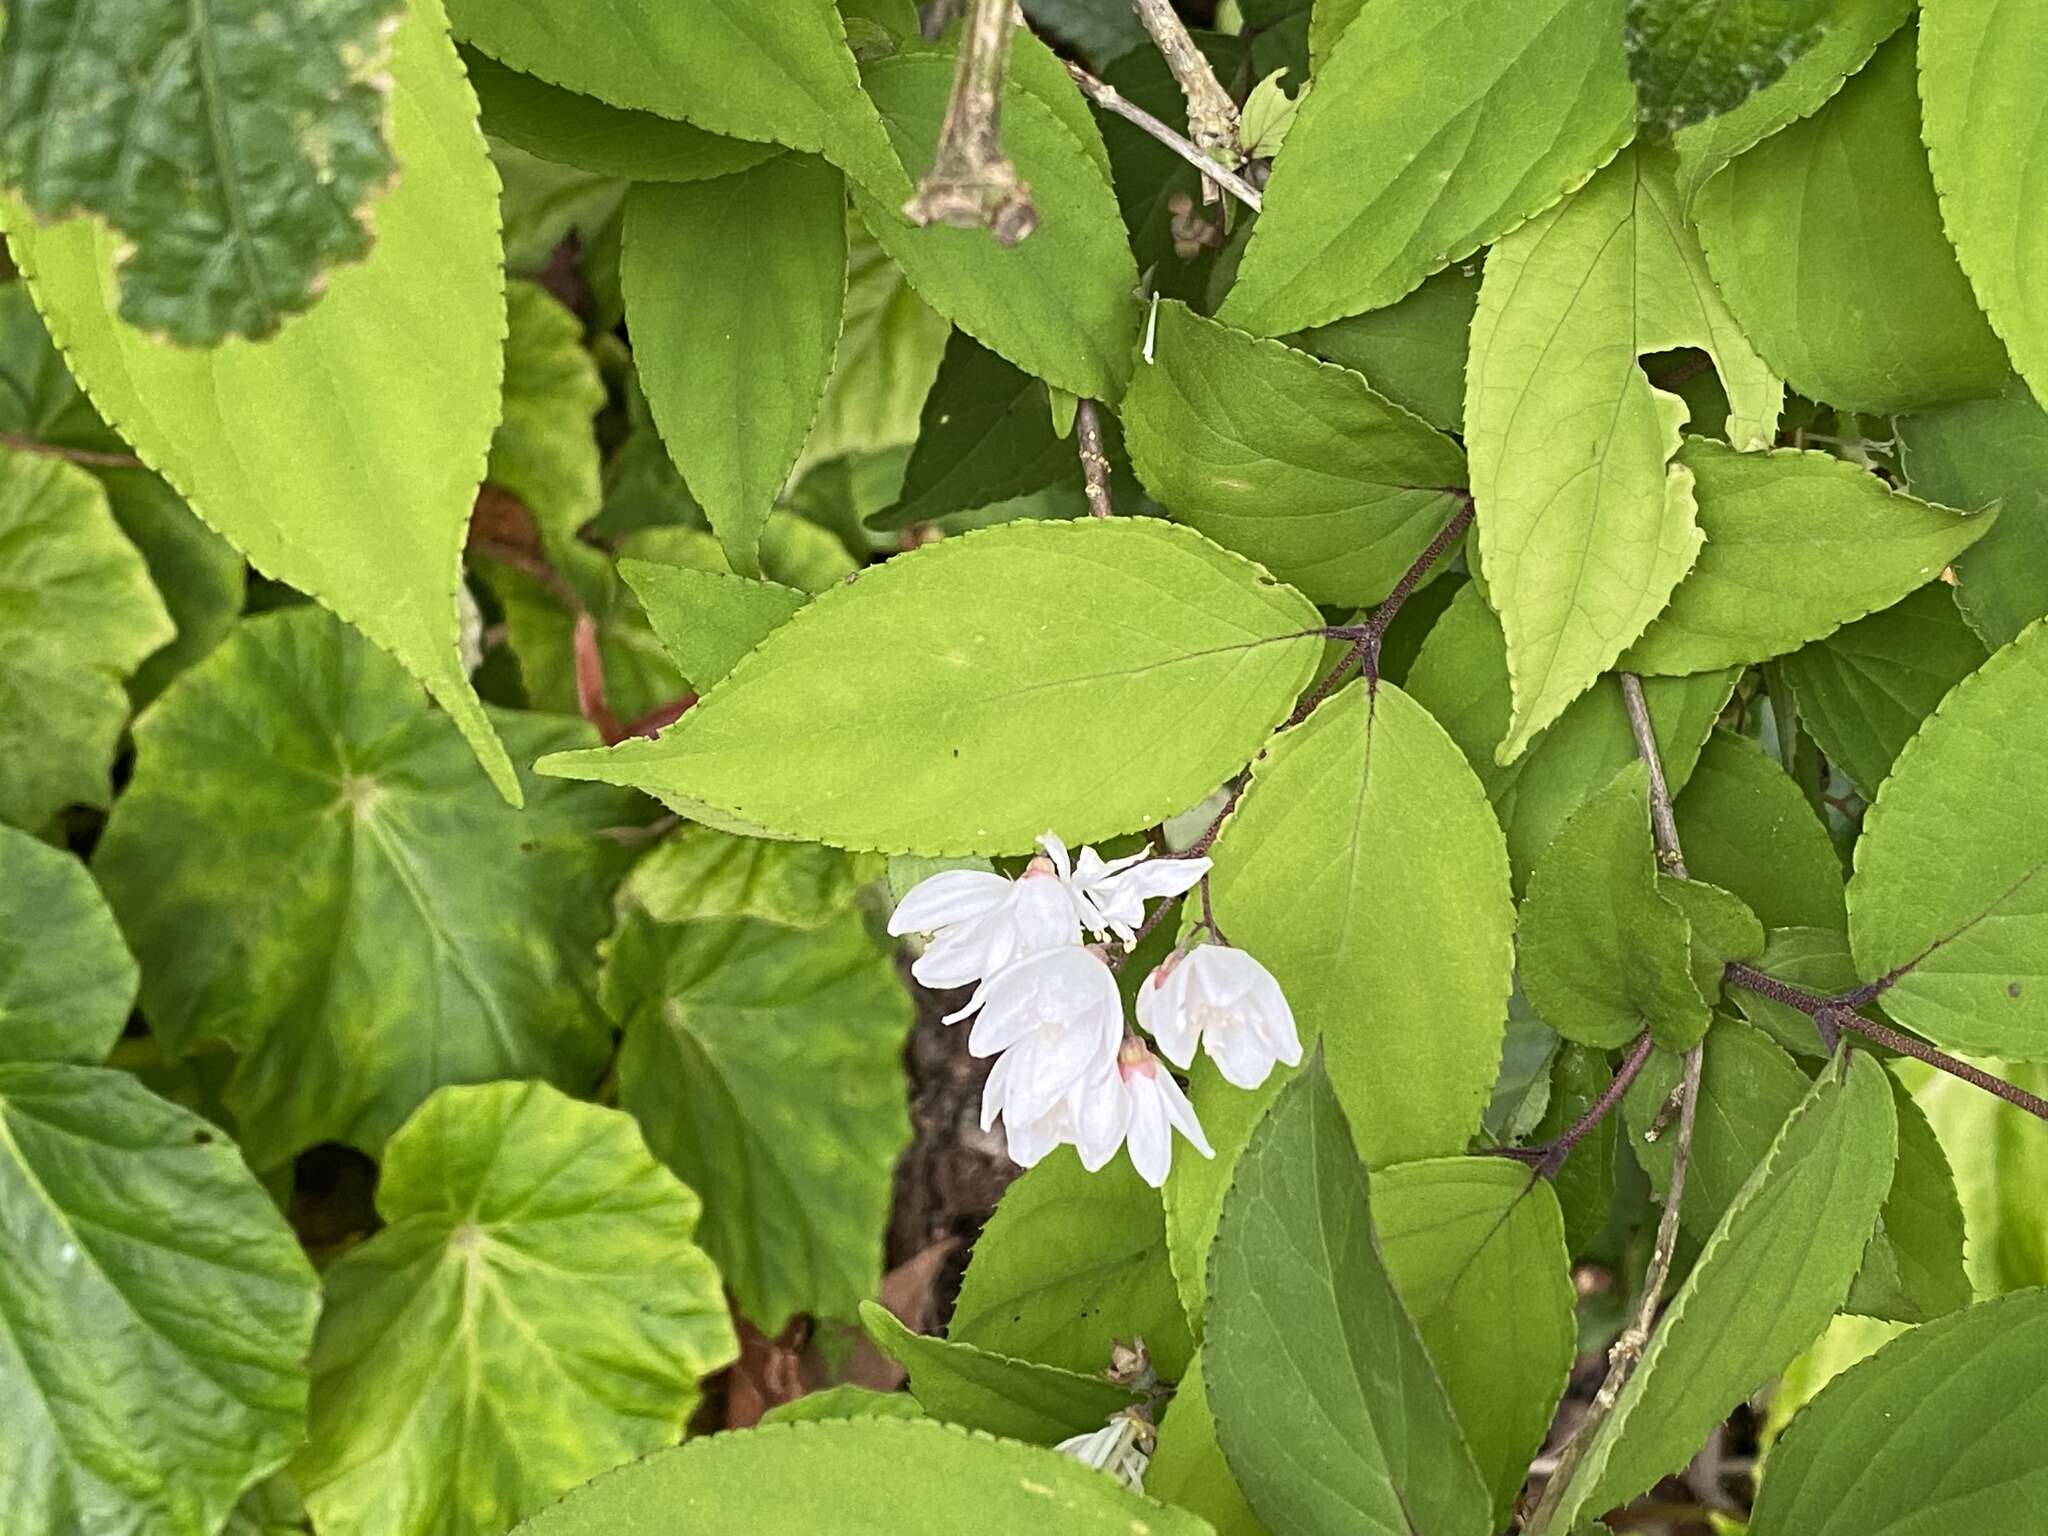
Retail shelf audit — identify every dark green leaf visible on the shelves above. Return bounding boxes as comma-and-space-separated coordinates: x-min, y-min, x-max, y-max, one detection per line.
624, 156, 848, 574
0, 826, 135, 1065
1205, 1062, 1492, 1536
949, 1145, 1194, 1380
1535, 1043, 1623, 1251
1376, 1158, 1576, 1517
1673, 728, 1846, 931
1147, 1352, 1267, 1536
619, 561, 808, 692
858, 1303, 1141, 1445
1121, 301, 1468, 606
1519, 761, 1710, 1051
0, 0, 401, 342
1751, 1288, 2048, 1535
1294, 262, 1481, 432
93, 608, 637, 1167
1899, 379, 2048, 649
466, 49, 781, 182
606, 908, 912, 1328
1778, 583, 1988, 798
0, 1064, 320, 1536
1626, 0, 1833, 137
623, 826, 867, 930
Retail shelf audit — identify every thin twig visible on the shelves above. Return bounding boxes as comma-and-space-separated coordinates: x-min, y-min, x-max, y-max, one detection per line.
1722, 961, 2048, 1122
1620, 672, 1686, 875
1130, 0, 1243, 190
0, 429, 143, 469
1529, 676, 1704, 1535
1065, 62, 1265, 211
1076, 400, 1113, 517
1496, 1030, 1655, 1177
1280, 495, 1472, 729
905, 0, 1037, 243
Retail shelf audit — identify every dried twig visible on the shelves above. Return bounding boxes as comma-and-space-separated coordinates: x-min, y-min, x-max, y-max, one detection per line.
1065, 62, 1264, 212
0, 429, 144, 470
1076, 400, 1113, 517
1130, 0, 1243, 184
904, 0, 1038, 244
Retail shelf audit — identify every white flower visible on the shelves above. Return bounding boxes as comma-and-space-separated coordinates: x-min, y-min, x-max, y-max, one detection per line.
1138, 943, 1302, 1089
970, 946, 1123, 1130
887, 853, 1081, 991
1055, 1414, 1152, 1490
1066, 844, 1211, 946
1072, 1039, 1213, 1187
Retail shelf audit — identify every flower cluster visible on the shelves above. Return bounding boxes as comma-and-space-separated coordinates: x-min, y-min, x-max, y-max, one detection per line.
888, 833, 1301, 1187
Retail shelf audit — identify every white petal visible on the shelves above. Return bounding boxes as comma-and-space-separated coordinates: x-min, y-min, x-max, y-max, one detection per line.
888, 869, 1012, 936
1036, 831, 1074, 880
1004, 1109, 1068, 1169
1008, 873, 1088, 957
1136, 960, 1200, 1069
1153, 1067, 1214, 1160
1206, 1020, 1282, 1089
1070, 1070, 1131, 1172
1124, 1078, 1174, 1187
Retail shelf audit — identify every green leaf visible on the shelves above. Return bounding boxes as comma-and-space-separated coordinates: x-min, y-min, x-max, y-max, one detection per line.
858, 1303, 1141, 1444
1205, 1061, 1493, 1536
605, 908, 911, 1328
619, 561, 809, 693
800, 215, 950, 472
1294, 262, 1481, 432
1899, 379, 2048, 649
1674, 728, 1847, 932
757, 1384, 924, 1427
1519, 762, 1712, 1051
0, 826, 135, 1065
1535, 1043, 1624, 1251
1849, 618, 2048, 1057
491, 279, 605, 551
1843, 1071, 1970, 1323
1147, 1352, 1268, 1536
465, 49, 782, 182
0, 447, 172, 832
1659, 875, 1766, 1002
1406, 585, 1736, 893
1913, 1057, 2048, 1295
1919, 0, 2048, 412
624, 157, 848, 573
1468, 146, 1782, 760
0, 1063, 320, 1536
445, 0, 903, 200
93, 607, 637, 1167
3, 0, 520, 801
0, 0, 400, 343
1375, 1158, 1576, 1517
1669, 0, 1912, 205
512, 1417, 1214, 1536
1693, 30, 2012, 416
873, 331, 1078, 531
1163, 1059, 1289, 1334
538, 519, 1322, 855
1750, 1288, 2048, 1535
1121, 301, 1469, 606
294, 1081, 737, 1536
624, 826, 866, 930
1536, 1051, 1897, 1531
855, 49, 1139, 402
1209, 682, 1514, 1167
1625, 439, 1993, 674
103, 468, 246, 707
1219, 0, 1634, 335
1778, 583, 1989, 798
1625, 0, 1833, 137
949, 1145, 1194, 1381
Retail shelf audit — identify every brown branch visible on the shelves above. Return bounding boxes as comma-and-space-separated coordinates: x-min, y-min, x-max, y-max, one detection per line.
1130, 0, 1243, 179
1065, 62, 1265, 212
1497, 1030, 1655, 1178
1076, 400, 1113, 517
1620, 671, 1686, 876
904, 0, 1037, 244
1722, 961, 2048, 1122
0, 429, 143, 469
